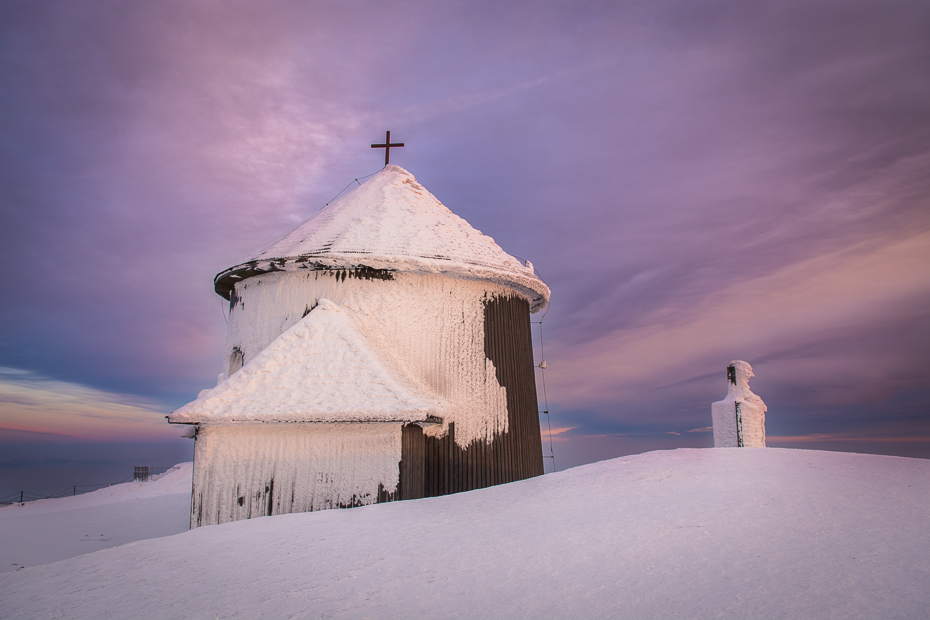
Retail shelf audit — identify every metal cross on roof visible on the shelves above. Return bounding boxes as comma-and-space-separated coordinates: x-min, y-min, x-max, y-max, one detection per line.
371, 130, 404, 166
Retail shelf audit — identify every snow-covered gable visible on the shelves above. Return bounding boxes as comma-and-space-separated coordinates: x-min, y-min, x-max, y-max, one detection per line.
169, 299, 442, 424
213, 165, 550, 313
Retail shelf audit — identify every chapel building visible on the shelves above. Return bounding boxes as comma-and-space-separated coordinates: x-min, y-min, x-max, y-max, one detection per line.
169, 165, 550, 527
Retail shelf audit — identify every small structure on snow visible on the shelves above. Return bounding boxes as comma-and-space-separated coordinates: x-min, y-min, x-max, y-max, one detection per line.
169, 165, 550, 527
711, 360, 766, 448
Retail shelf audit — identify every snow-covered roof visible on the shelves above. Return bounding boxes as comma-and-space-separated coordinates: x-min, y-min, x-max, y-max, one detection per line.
169, 299, 443, 424
214, 165, 550, 313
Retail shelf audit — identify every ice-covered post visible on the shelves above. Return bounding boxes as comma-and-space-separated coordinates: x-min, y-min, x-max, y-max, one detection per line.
711, 360, 766, 448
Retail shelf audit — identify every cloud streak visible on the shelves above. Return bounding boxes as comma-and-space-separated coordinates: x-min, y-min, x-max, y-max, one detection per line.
552, 230, 930, 406
0, 368, 183, 442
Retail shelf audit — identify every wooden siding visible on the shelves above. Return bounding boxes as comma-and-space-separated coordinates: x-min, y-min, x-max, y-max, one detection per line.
189, 423, 402, 528
399, 294, 544, 499
399, 424, 426, 500
191, 288, 543, 524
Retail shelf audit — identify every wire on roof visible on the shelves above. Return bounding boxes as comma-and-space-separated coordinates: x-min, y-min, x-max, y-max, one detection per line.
321, 169, 382, 210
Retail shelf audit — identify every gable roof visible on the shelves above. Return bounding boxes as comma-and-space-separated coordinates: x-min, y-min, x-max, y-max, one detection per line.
214, 165, 550, 312
169, 299, 442, 424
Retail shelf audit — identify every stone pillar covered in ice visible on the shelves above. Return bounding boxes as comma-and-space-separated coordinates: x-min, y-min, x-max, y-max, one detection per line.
711, 360, 766, 448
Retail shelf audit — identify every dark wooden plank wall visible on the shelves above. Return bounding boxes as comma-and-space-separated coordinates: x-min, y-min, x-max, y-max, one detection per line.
398, 294, 544, 500
399, 424, 426, 500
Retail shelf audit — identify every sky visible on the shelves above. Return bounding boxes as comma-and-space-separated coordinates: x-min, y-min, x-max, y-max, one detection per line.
1, 0, 928, 495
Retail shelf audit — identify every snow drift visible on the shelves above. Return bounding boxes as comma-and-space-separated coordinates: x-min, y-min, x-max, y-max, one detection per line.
1, 449, 928, 619
0, 463, 192, 573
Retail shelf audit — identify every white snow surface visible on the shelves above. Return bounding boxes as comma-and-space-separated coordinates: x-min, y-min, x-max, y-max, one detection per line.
713, 360, 767, 447
2, 449, 928, 619
170, 299, 441, 424
0, 463, 192, 573
215, 165, 550, 312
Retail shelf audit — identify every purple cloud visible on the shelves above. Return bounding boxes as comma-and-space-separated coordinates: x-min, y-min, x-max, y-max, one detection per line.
1, 0, 928, 473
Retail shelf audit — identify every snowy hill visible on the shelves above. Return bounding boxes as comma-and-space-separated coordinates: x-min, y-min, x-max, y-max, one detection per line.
0, 463, 192, 573
1, 449, 927, 619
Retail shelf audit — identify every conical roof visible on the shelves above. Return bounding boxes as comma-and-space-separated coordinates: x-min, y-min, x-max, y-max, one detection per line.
214, 165, 550, 312
169, 299, 442, 424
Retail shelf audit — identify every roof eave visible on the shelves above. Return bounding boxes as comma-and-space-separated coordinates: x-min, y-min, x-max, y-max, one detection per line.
168, 414, 444, 425
214, 255, 550, 311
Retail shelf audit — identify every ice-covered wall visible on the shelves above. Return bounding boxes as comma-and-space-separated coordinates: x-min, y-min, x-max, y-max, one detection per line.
711, 360, 767, 448
191, 423, 403, 527
225, 270, 511, 448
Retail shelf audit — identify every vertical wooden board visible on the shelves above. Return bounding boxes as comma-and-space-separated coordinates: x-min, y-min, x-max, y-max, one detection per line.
400, 424, 426, 500
428, 429, 438, 497
484, 294, 544, 480
446, 427, 453, 495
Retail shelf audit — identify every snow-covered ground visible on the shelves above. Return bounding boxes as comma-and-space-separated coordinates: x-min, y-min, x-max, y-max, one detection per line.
1, 449, 927, 619
0, 463, 191, 574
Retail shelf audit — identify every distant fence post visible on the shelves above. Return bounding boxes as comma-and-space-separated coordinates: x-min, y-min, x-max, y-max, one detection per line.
134, 466, 150, 482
